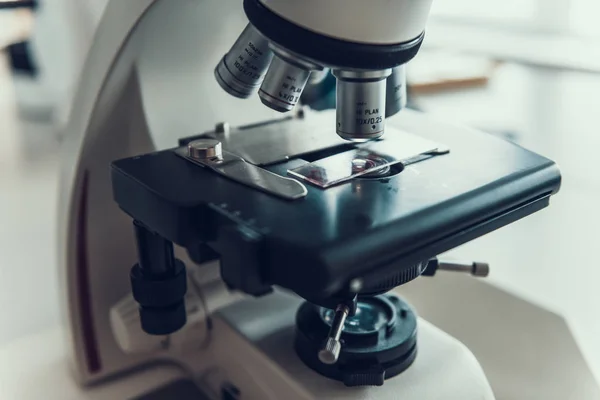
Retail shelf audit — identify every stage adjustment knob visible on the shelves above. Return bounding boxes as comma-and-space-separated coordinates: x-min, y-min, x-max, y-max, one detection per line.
318, 304, 349, 364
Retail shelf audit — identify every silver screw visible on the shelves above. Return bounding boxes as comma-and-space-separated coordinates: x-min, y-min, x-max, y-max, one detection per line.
319, 338, 341, 365
318, 304, 349, 365
188, 139, 222, 160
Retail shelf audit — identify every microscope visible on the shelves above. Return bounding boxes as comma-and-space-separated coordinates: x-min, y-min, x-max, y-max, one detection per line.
58, 0, 561, 398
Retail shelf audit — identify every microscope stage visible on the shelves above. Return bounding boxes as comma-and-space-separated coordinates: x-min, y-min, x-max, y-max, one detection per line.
111, 110, 560, 301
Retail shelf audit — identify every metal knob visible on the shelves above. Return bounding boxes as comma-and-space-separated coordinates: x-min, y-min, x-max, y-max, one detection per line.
187, 139, 222, 160
471, 262, 490, 277
438, 260, 490, 277
318, 338, 342, 365
318, 304, 349, 365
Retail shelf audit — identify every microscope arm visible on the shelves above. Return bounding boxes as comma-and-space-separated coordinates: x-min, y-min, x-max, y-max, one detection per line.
57, 0, 158, 385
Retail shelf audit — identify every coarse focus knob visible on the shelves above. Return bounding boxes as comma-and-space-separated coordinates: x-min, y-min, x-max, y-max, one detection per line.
188, 139, 222, 160
110, 283, 206, 354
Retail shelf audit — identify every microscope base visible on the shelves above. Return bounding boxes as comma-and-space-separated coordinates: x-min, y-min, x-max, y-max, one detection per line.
203, 291, 495, 400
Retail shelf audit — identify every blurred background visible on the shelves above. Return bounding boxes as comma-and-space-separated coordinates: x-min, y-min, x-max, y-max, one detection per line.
1, 0, 599, 393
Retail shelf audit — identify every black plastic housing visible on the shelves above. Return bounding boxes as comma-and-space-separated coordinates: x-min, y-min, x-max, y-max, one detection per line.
295, 294, 417, 386
244, 0, 424, 70
111, 112, 561, 303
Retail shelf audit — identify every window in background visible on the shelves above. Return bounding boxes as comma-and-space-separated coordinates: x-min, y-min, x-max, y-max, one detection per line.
430, 0, 536, 24
431, 0, 599, 39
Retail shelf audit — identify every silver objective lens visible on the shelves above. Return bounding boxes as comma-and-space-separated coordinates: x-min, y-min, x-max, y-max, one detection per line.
333, 69, 392, 141
308, 68, 330, 85
386, 65, 407, 118
215, 24, 274, 99
259, 46, 323, 113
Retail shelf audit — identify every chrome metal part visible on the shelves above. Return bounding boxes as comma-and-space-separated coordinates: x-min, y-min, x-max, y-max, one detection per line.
308, 68, 330, 85
187, 139, 222, 160
318, 304, 350, 365
175, 148, 307, 201
333, 69, 392, 141
360, 164, 392, 178
319, 338, 342, 365
438, 261, 490, 277
288, 130, 443, 188
214, 24, 274, 99
386, 65, 407, 118
259, 45, 324, 112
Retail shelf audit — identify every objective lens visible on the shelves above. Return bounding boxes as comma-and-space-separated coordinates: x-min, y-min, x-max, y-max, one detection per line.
308, 68, 330, 85
214, 24, 274, 99
259, 46, 323, 113
333, 69, 392, 141
385, 65, 407, 118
